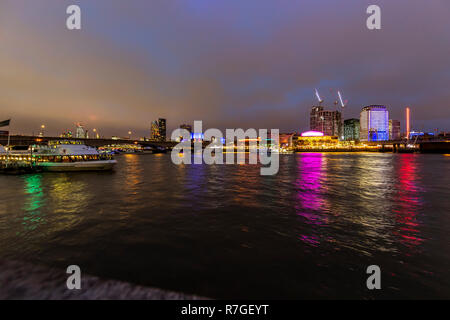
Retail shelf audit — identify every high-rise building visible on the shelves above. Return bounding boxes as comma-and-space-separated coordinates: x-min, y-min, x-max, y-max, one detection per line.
360, 105, 389, 141
310, 106, 323, 133
180, 124, 192, 133
158, 118, 166, 141
344, 118, 360, 141
389, 120, 401, 140
310, 106, 342, 137
150, 121, 158, 140
150, 118, 167, 141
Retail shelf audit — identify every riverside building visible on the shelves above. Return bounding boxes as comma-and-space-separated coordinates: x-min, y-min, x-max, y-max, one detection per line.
310, 106, 342, 137
360, 105, 389, 142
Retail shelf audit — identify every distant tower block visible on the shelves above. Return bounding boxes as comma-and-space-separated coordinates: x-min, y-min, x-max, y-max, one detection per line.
75, 123, 86, 139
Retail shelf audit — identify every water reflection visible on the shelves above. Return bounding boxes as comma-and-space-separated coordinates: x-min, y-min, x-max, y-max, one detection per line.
50, 175, 90, 214
230, 163, 261, 207
21, 174, 45, 232
122, 154, 144, 189
0, 153, 447, 299
295, 153, 329, 246
118, 154, 144, 217
349, 154, 398, 253
185, 157, 207, 191
394, 154, 424, 250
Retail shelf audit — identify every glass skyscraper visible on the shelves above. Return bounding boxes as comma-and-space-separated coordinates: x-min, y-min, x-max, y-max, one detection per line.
360, 105, 389, 142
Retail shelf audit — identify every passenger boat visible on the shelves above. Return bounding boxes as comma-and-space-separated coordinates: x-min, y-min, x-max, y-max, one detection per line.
29, 140, 117, 172
0, 145, 38, 173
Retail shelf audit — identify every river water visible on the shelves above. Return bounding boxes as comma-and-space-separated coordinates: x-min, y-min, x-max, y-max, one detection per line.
0, 152, 449, 299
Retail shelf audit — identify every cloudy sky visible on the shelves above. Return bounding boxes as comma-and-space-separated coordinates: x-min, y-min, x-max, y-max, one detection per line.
1, 0, 449, 137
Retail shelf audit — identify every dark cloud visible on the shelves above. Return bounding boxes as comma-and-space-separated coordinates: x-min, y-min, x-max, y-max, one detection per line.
0, 0, 449, 137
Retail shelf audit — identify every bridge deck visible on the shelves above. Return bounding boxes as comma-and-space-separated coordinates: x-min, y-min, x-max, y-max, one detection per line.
0, 135, 177, 148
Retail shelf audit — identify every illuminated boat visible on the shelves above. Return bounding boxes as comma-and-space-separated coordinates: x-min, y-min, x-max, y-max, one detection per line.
30, 140, 116, 172
279, 149, 294, 154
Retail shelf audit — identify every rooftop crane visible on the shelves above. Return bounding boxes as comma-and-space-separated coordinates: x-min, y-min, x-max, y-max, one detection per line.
315, 88, 324, 105
337, 90, 348, 140
337, 91, 347, 109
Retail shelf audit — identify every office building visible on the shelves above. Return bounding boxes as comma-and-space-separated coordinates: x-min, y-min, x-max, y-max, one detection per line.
158, 118, 167, 141
360, 105, 389, 142
344, 119, 360, 141
150, 118, 167, 141
150, 121, 159, 141
389, 120, 401, 140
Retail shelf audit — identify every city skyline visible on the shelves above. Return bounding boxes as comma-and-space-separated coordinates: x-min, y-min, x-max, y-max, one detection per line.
0, 104, 427, 141
2, 0, 450, 304
1, 0, 450, 137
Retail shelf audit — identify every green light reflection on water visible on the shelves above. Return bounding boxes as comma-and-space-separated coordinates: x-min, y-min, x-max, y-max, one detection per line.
20, 174, 46, 232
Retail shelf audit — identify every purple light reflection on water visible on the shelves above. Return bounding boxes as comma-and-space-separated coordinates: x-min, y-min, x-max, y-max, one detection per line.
295, 153, 329, 246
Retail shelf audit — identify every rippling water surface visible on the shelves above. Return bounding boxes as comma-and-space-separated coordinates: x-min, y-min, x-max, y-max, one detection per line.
0, 153, 449, 299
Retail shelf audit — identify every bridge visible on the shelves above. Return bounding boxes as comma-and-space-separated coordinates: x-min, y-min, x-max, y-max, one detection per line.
2, 134, 449, 153
0, 135, 178, 149
368, 138, 450, 153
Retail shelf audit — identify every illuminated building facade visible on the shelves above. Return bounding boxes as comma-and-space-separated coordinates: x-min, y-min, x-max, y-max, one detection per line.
295, 131, 339, 148
191, 132, 204, 142
75, 123, 87, 139
158, 118, 167, 141
310, 106, 323, 132
389, 119, 401, 140
150, 118, 167, 141
360, 105, 389, 141
60, 131, 73, 138
293, 130, 376, 150
310, 106, 342, 137
344, 119, 360, 141
150, 121, 159, 141
279, 133, 294, 148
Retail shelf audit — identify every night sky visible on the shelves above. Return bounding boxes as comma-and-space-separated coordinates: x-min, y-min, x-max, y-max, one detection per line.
1, 0, 449, 137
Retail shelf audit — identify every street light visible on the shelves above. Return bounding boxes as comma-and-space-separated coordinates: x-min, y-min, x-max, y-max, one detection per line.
39, 125, 45, 137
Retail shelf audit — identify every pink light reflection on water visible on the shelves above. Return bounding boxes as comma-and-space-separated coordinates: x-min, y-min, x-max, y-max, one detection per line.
393, 154, 424, 251
295, 153, 329, 246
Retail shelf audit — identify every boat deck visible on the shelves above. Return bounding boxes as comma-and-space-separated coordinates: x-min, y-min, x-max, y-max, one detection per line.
0, 159, 40, 174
